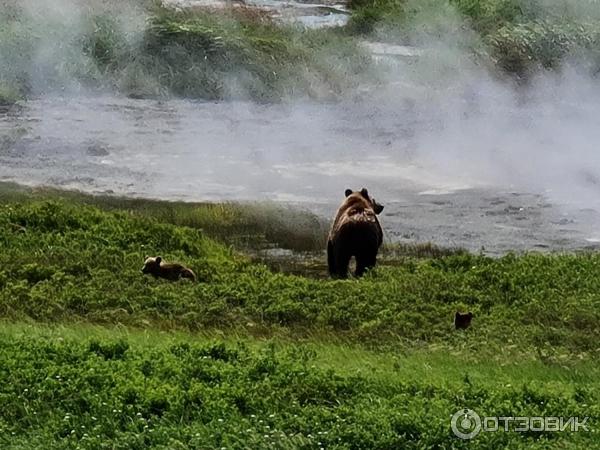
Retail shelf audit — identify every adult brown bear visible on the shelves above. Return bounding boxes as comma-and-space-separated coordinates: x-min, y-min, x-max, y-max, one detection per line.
327, 188, 384, 278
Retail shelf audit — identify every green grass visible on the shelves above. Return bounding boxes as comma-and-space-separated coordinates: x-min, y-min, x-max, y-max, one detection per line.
2, 190, 600, 353
0, 188, 599, 447
345, 0, 600, 77
0, 183, 329, 252
346, 0, 406, 35
1, 322, 598, 449
144, 7, 371, 101
487, 20, 600, 75
0, 0, 372, 102
0, 80, 22, 106
2, 0, 598, 100
346, 0, 522, 38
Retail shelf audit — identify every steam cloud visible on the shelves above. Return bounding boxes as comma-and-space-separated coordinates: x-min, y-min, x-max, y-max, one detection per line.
368, 0, 600, 210
0, 0, 147, 95
1, 0, 600, 216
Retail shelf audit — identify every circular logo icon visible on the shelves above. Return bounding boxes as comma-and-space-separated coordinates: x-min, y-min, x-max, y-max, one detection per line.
451, 408, 482, 440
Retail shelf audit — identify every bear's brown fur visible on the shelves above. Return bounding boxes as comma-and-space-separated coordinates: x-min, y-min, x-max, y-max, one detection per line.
327, 188, 384, 278
454, 311, 473, 330
141, 256, 196, 282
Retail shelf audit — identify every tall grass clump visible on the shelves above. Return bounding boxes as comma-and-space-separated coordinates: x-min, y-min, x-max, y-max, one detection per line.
345, 0, 600, 77
141, 6, 371, 101
346, 0, 406, 35
0, 80, 22, 105
487, 20, 600, 75
0, 0, 371, 102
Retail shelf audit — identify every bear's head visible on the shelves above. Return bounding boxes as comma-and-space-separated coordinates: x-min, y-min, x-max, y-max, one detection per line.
142, 256, 162, 274
454, 311, 473, 330
344, 188, 384, 214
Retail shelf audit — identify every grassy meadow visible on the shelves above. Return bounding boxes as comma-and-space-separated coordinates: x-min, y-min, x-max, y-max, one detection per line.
2, 0, 600, 447
0, 184, 598, 448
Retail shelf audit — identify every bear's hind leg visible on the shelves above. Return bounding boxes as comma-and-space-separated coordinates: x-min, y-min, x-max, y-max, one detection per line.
355, 252, 377, 277
334, 249, 352, 279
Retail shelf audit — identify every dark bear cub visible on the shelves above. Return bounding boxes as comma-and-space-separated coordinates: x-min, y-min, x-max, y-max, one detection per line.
327, 188, 384, 278
141, 256, 196, 282
454, 311, 473, 330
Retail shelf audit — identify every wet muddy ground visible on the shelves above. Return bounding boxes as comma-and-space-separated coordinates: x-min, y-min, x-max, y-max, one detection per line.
2, 94, 600, 255
164, 0, 350, 28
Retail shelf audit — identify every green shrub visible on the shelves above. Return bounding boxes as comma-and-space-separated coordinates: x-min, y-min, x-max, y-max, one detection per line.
0, 330, 597, 449
487, 20, 600, 75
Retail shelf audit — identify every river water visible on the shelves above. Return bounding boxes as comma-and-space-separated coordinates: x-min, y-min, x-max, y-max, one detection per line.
2, 88, 600, 255
164, 0, 350, 28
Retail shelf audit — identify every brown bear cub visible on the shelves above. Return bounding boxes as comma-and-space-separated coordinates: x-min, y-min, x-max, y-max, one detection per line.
454, 311, 473, 330
327, 188, 384, 278
141, 256, 196, 282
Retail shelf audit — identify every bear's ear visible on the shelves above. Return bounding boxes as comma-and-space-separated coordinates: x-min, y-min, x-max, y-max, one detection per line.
156, 256, 162, 264
360, 188, 369, 198
372, 199, 384, 214
467, 312, 473, 318
144, 255, 149, 260
344, 188, 353, 197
